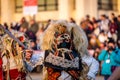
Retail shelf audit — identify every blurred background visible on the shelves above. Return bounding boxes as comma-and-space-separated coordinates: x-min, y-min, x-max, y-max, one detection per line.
0, 0, 119, 25
0, 0, 120, 80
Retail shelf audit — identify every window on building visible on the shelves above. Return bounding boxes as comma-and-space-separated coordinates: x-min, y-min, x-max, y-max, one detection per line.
98, 0, 117, 11
15, 0, 58, 13
38, 0, 58, 11
73, 0, 76, 10
15, 0, 23, 13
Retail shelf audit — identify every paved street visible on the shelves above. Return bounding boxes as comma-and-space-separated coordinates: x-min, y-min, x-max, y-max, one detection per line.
96, 76, 104, 80
26, 73, 104, 80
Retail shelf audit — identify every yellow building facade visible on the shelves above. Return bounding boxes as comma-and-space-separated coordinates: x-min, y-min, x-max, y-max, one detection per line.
0, 0, 120, 24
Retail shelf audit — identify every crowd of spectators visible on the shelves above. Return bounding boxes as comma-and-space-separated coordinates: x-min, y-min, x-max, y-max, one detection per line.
79, 13, 120, 79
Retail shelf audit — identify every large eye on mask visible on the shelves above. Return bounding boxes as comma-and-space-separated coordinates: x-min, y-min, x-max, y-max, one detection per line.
63, 34, 70, 42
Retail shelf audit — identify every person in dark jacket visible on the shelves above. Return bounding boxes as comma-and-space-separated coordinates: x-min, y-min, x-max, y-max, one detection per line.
117, 15, 120, 39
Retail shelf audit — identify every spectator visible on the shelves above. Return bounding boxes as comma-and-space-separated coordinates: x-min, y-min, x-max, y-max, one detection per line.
69, 17, 76, 23
14, 22, 20, 31
3, 22, 8, 30
98, 30, 108, 43
30, 40, 37, 50
99, 42, 106, 50
89, 34, 100, 49
85, 21, 94, 41
98, 38, 118, 80
108, 19, 118, 42
110, 13, 118, 22
108, 39, 120, 80
36, 23, 44, 50
88, 45, 95, 56
93, 47, 100, 60
80, 20, 88, 31
100, 14, 109, 34
117, 15, 120, 39
92, 17, 97, 23
26, 30, 36, 42
10, 22, 14, 30
107, 39, 120, 76
20, 17, 29, 30
85, 14, 91, 23
93, 21, 101, 36
29, 19, 39, 35
112, 39, 120, 67
36, 23, 44, 41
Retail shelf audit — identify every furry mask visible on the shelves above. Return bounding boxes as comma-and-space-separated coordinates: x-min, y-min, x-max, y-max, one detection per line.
40, 20, 89, 56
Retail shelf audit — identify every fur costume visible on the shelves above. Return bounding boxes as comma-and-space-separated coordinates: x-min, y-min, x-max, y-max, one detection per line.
0, 30, 30, 80
40, 20, 89, 80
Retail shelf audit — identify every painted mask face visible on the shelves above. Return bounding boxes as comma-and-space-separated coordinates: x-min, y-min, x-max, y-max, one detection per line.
55, 33, 71, 49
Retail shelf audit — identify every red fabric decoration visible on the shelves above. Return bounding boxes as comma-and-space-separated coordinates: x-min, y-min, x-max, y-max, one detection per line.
6, 69, 26, 80
47, 67, 61, 80
19, 36, 24, 42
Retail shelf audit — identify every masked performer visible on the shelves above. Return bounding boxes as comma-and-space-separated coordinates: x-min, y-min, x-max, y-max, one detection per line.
39, 20, 98, 80
1, 30, 30, 80
25, 20, 99, 80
